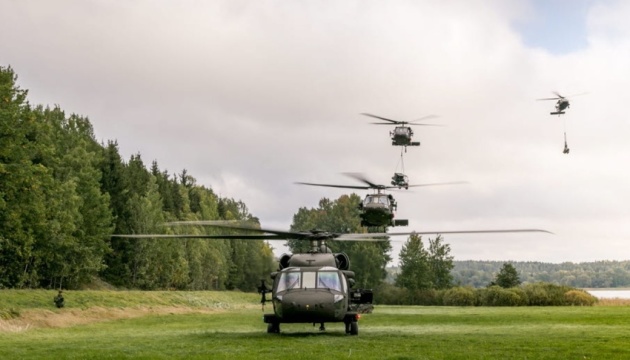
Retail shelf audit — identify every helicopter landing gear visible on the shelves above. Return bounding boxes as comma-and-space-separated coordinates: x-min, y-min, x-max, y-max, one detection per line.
345, 321, 359, 335
316, 322, 326, 331
267, 322, 280, 334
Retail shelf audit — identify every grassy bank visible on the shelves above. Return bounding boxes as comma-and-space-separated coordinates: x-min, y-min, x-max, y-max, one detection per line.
1, 291, 630, 359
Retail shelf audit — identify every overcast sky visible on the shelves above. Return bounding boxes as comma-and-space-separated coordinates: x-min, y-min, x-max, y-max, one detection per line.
2, 0, 629, 265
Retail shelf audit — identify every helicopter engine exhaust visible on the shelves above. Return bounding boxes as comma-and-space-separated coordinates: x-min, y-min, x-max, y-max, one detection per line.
334, 253, 350, 270
278, 254, 292, 270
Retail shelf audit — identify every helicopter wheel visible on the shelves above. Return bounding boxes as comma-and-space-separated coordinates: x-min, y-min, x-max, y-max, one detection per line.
267, 322, 280, 334
350, 321, 359, 336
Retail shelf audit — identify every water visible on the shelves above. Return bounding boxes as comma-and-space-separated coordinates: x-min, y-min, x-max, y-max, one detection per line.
585, 289, 630, 299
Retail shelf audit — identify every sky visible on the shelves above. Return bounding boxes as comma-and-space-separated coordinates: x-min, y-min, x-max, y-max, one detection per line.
2, 0, 629, 265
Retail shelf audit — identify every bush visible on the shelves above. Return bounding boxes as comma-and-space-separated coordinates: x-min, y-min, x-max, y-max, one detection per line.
373, 283, 409, 305
443, 287, 475, 306
481, 286, 524, 306
522, 282, 574, 306
564, 290, 597, 306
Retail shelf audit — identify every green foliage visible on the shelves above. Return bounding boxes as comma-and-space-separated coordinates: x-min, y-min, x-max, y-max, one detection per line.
427, 235, 454, 289
396, 233, 430, 291
289, 195, 391, 289
480, 286, 527, 306
491, 262, 521, 288
522, 282, 575, 306
0, 66, 273, 291
564, 290, 598, 306
442, 287, 476, 306
453, 260, 630, 288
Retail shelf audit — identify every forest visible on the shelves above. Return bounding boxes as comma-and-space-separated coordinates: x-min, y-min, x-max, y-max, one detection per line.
0, 66, 276, 291
450, 260, 630, 288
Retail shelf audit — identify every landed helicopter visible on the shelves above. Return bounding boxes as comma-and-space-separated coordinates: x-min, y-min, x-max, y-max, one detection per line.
296, 173, 465, 228
113, 222, 551, 335
537, 91, 586, 115
362, 113, 440, 151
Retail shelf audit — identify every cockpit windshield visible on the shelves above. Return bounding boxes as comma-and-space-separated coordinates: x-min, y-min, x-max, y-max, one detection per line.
276, 270, 342, 292
318, 271, 342, 291
364, 195, 389, 206
276, 271, 301, 293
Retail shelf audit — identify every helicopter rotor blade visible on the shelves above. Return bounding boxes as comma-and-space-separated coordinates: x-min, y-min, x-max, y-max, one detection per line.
405, 123, 444, 127
342, 172, 382, 188
406, 181, 469, 188
164, 221, 313, 239
361, 113, 402, 124
552, 91, 564, 98
369, 229, 553, 237
409, 114, 439, 123
536, 97, 560, 101
111, 234, 282, 240
295, 181, 369, 190
564, 92, 589, 98
160, 222, 391, 242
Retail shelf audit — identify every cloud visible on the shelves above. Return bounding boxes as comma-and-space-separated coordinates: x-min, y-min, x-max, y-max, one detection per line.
2, 0, 629, 264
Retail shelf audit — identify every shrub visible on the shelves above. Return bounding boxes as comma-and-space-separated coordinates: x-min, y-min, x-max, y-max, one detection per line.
522, 282, 574, 306
481, 286, 523, 306
443, 287, 475, 306
564, 290, 597, 306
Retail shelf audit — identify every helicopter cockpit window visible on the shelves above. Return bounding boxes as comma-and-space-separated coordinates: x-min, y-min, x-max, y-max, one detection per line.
318, 271, 341, 291
277, 271, 301, 293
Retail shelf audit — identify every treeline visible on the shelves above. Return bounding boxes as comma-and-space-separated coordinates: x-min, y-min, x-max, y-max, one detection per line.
375, 282, 597, 306
451, 260, 630, 288
0, 66, 275, 291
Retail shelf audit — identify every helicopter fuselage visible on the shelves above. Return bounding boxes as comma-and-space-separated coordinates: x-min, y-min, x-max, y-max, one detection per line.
551, 99, 570, 115
391, 126, 420, 146
358, 193, 400, 227
264, 262, 366, 334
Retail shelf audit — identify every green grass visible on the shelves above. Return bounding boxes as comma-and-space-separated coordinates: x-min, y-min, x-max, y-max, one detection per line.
1, 291, 630, 359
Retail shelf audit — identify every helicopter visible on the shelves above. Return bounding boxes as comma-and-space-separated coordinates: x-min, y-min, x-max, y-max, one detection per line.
113, 221, 551, 335
362, 113, 440, 151
537, 91, 586, 115
296, 173, 466, 229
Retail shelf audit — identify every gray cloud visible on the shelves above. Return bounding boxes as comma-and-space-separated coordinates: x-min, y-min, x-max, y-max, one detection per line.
2, 0, 628, 264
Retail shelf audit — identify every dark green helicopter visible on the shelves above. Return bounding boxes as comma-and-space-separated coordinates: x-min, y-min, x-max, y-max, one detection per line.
113, 222, 551, 335
362, 113, 441, 152
296, 173, 465, 229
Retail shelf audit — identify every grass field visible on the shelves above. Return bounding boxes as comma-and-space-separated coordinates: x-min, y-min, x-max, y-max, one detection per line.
2, 290, 630, 359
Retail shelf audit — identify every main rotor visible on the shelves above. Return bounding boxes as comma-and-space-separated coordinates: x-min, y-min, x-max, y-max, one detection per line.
362, 113, 440, 126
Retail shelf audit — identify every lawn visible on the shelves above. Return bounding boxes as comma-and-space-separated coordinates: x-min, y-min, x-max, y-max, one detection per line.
1, 290, 629, 359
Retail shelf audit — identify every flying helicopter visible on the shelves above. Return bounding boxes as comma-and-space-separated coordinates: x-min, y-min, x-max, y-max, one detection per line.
296, 173, 466, 229
362, 113, 440, 151
113, 221, 551, 335
537, 91, 587, 115
537, 91, 587, 154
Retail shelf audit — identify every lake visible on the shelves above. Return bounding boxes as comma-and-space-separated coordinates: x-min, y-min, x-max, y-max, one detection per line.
585, 289, 630, 299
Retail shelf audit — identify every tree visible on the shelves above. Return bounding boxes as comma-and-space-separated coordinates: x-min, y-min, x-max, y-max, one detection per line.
491, 263, 521, 288
396, 233, 430, 291
289, 194, 391, 289
427, 235, 454, 289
